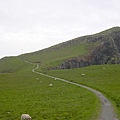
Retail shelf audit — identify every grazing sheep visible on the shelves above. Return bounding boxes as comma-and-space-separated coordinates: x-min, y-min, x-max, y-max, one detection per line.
103, 67, 106, 70
55, 78, 57, 80
21, 114, 32, 120
49, 84, 53, 87
36, 78, 39, 80
82, 73, 86, 76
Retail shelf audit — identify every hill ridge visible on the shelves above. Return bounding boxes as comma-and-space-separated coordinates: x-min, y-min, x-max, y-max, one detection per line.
1, 26, 120, 72
20, 26, 120, 55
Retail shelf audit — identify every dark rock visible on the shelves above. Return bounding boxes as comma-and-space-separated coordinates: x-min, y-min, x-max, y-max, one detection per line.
59, 29, 120, 69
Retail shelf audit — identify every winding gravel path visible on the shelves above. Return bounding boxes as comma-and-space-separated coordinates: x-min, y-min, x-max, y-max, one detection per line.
29, 63, 118, 120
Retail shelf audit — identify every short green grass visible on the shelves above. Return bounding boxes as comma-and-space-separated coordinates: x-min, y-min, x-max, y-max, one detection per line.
0, 63, 100, 120
0, 57, 33, 73
47, 64, 120, 119
20, 43, 97, 70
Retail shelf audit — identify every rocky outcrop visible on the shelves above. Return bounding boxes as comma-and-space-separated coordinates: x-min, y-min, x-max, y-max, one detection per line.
21, 27, 120, 70
59, 29, 120, 69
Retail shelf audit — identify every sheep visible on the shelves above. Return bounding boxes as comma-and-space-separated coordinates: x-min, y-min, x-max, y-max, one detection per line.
49, 84, 53, 87
81, 73, 86, 76
7, 111, 10, 114
36, 78, 39, 80
21, 114, 32, 120
103, 67, 106, 70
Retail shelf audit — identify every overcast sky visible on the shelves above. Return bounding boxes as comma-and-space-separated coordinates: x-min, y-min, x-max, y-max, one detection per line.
0, 0, 120, 58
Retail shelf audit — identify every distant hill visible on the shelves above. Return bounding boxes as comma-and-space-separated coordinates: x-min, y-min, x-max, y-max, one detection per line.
20, 26, 120, 70
0, 26, 120, 73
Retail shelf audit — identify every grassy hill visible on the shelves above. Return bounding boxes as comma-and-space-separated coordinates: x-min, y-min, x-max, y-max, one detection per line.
20, 43, 98, 70
19, 26, 120, 70
0, 56, 35, 73
0, 27, 120, 119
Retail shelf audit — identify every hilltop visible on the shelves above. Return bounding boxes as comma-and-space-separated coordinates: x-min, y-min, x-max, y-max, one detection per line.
60, 26, 120, 69
19, 26, 120, 70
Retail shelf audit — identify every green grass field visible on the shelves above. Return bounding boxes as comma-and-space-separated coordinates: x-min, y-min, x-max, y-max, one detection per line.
0, 63, 100, 120
46, 64, 120, 119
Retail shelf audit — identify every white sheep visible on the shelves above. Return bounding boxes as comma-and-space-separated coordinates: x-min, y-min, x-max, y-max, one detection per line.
81, 73, 86, 76
103, 67, 106, 70
49, 84, 53, 87
36, 78, 39, 80
21, 114, 32, 120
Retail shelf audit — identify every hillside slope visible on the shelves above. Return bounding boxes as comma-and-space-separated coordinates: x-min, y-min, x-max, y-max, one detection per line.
0, 26, 120, 72
58, 27, 120, 69
20, 26, 120, 70
0, 57, 33, 73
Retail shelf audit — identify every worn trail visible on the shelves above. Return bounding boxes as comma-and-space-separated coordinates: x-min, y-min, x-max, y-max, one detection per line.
31, 63, 118, 120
